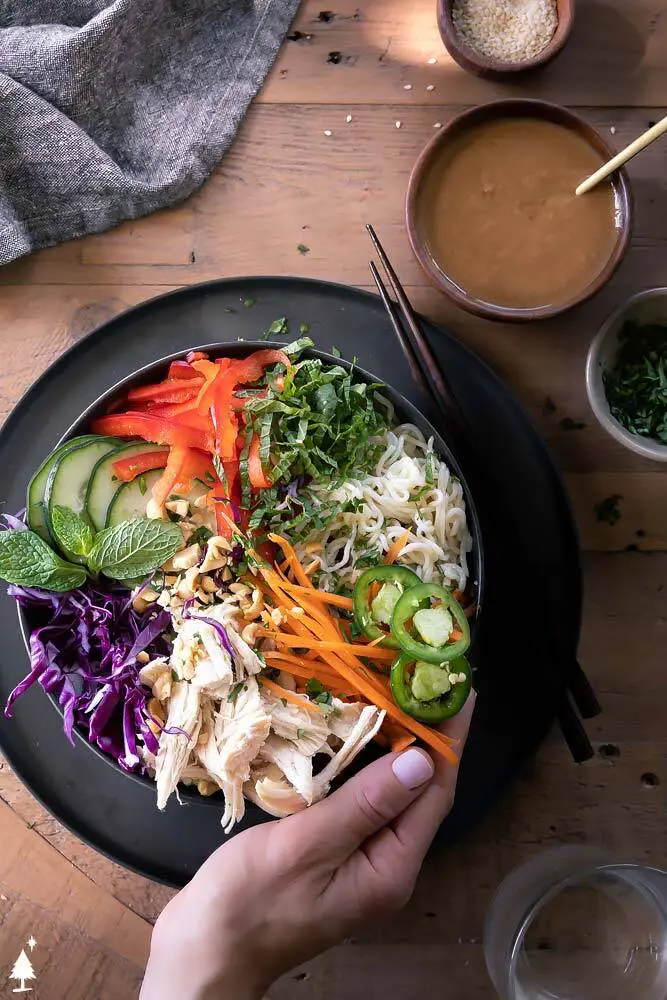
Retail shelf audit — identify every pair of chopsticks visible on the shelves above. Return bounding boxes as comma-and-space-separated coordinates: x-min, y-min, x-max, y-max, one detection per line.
367, 224, 600, 764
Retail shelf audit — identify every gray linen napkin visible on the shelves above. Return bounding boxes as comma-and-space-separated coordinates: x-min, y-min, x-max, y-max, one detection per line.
0, 0, 299, 265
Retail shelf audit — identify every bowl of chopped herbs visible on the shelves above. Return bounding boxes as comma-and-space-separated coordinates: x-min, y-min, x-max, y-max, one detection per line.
586, 289, 667, 461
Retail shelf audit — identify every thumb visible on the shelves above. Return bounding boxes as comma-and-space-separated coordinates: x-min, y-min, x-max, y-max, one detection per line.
293, 748, 435, 865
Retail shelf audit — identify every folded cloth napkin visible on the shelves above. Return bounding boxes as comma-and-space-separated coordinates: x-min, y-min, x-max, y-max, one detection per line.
0, 0, 298, 265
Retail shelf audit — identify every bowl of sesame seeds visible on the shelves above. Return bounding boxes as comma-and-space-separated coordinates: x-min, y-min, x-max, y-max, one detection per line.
438, 0, 574, 78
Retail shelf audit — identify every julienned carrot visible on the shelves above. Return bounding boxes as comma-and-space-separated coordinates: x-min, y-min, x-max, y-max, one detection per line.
259, 676, 324, 714
281, 582, 353, 611
265, 631, 396, 662
258, 545, 459, 762
384, 529, 410, 565
268, 533, 312, 589
390, 733, 417, 753
263, 651, 343, 688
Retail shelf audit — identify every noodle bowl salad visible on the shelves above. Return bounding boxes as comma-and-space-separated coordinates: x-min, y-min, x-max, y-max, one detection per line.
0, 338, 475, 833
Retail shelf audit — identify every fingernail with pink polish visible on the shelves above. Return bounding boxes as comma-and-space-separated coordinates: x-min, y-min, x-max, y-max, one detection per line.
392, 748, 434, 789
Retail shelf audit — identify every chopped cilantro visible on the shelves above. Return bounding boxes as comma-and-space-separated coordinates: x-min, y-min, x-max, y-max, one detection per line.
296, 727, 306, 739
190, 525, 213, 546
299, 322, 311, 335
297, 244, 310, 255
243, 298, 256, 308
137, 475, 147, 495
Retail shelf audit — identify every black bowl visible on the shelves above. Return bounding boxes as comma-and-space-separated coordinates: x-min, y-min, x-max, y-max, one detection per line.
19, 343, 484, 807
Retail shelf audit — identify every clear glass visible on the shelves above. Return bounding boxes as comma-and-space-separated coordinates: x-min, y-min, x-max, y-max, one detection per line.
484, 846, 667, 1000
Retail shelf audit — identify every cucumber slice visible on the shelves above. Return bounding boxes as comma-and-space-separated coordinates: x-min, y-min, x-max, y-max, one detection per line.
86, 442, 164, 532
27, 435, 101, 542
44, 438, 121, 533
106, 470, 163, 527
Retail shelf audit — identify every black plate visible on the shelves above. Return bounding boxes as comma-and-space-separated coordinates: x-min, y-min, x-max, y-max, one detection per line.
0, 277, 581, 886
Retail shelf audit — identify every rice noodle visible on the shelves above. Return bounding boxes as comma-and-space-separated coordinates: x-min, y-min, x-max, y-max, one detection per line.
293, 423, 472, 592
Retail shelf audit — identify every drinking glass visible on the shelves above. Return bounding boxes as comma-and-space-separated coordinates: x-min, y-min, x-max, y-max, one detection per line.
484, 846, 667, 1000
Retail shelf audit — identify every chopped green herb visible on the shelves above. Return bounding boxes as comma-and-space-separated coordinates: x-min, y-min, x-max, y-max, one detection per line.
212, 454, 228, 493
243, 298, 256, 308
190, 525, 213, 546
167, 493, 184, 502
297, 244, 310, 255
137, 475, 148, 496
306, 678, 325, 699
281, 698, 288, 707
296, 727, 306, 739
603, 322, 667, 443
204, 471, 215, 485
594, 494, 623, 526
268, 317, 289, 336
111, 474, 118, 483
331, 345, 341, 358
171, 669, 180, 683
228, 681, 245, 704
298, 322, 311, 335
166, 510, 180, 523
224, 307, 236, 313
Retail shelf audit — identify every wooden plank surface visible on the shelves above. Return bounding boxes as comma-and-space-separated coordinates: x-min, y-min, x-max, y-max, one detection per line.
1, 2, 667, 997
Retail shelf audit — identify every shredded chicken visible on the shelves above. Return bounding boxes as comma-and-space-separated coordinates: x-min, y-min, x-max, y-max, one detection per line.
144, 603, 386, 832
312, 705, 386, 803
155, 680, 202, 809
244, 763, 308, 818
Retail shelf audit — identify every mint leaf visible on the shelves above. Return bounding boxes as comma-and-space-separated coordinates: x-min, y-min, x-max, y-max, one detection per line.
0, 530, 87, 591
50, 505, 94, 563
89, 518, 183, 581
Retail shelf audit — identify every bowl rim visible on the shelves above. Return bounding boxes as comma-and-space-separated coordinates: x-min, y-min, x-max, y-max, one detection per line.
18, 340, 485, 796
437, 0, 575, 77
405, 98, 633, 323
585, 288, 667, 462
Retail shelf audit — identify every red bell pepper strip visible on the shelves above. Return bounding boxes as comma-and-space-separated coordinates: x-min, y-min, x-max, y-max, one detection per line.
231, 350, 291, 384
167, 360, 203, 381
127, 382, 201, 405
112, 448, 169, 482
172, 449, 219, 494
248, 435, 271, 488
186, 351, 209, 363
91, 412, 213, 452
152, 446, 192, 509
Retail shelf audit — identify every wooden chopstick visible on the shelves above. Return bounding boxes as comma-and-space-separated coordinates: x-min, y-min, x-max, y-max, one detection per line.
576, 114, 667, 196
367, 225, 597, 763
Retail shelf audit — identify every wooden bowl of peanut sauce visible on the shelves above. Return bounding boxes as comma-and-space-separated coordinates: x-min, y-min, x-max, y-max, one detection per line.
406, 100, 632, 323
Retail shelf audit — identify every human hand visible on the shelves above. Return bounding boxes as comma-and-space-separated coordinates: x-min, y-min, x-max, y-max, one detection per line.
140, 693, 475, 1000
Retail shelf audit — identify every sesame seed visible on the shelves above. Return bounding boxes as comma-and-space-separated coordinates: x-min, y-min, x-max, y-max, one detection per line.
427, 56, 437, 64
426, 84, 435, 91
403, 83, 413, 90
346, 114, 353, 123
323, 129, 333, 136
610, 126, 616, 135
395, 120, 402, 128
451, 0, 558, 63
434, 122, 442, 128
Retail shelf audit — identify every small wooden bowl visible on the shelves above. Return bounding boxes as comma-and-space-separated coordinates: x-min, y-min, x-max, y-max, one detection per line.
438, 0, 575, 78
405, 100, 633, 324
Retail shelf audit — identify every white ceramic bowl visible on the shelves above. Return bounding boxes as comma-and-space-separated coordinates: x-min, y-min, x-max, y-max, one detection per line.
585, 288, 667, 462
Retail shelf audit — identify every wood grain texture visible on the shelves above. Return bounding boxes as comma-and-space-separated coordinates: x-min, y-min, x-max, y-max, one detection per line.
0, 4, 666, 997
260, 0, 667, 107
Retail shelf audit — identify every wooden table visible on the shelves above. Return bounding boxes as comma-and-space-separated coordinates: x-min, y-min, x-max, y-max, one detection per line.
1, 2, 666, 996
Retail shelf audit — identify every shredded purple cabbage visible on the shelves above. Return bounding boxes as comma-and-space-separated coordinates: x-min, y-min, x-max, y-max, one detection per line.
5, 583, 172, 771
230, 543, 245, 564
